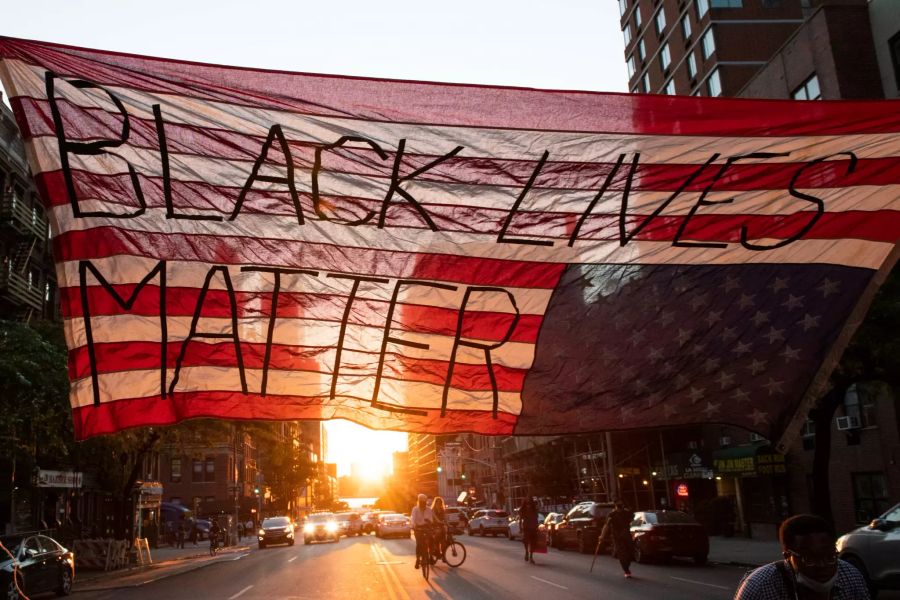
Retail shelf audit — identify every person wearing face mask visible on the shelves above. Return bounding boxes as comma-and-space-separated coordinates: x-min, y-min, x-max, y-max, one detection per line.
734, 514, 870, 600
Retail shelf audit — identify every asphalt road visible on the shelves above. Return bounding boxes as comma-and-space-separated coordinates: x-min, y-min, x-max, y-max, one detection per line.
70, 533, 769, 600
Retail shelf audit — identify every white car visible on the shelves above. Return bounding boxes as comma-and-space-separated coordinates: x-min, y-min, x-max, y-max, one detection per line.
507, 511, 546, 541
467, 510, 510, 537
376, 513, 411, 538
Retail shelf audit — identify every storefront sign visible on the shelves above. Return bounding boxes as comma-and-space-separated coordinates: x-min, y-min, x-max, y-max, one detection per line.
676, 483, 689, 497
756, 452, 787, 475
36, 470, 83, 488
713, 455, 756, 476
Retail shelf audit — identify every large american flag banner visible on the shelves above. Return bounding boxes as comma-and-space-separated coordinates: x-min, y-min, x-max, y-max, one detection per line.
1, 38, 898, 448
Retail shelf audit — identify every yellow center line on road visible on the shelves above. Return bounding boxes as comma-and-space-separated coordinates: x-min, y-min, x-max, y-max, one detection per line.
373, 542, 415, 600
371, 543, 403, 600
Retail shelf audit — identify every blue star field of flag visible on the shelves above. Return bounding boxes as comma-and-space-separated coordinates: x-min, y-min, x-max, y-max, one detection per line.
517, 262, 873, 438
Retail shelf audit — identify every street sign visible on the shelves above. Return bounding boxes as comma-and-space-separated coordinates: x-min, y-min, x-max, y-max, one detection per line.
35, 470, 83, 488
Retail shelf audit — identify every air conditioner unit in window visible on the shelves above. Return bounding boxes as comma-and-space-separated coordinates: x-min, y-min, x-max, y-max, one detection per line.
719, 436, 732, 447
749, 433, 767, 443
836, 415, 862, 431
801, 421, 816, 437
687, 441, 699, 450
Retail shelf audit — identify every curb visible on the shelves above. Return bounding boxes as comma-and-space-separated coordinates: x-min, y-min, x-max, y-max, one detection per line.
73, 546, 251, 593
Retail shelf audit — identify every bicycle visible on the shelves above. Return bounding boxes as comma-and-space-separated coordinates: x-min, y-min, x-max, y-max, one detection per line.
441, 527, 467, 568
209, 532, 219, 556
414, 527, 434, 581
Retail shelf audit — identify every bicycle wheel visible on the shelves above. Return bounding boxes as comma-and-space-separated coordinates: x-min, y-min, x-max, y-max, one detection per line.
421, 547, 430, 581
443, 541, 466, 568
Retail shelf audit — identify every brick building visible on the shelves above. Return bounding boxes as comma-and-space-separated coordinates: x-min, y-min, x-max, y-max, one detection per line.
619, 0, 811, 97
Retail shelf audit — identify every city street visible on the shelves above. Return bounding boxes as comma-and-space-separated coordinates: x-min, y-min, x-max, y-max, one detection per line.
74, 534, 750, 600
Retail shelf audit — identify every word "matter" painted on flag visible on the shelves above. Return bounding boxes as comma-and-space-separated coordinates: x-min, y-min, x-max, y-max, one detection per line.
1, 37, 898, 448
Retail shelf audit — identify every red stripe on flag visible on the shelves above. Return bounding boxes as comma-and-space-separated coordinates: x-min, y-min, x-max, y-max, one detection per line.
70, 392, 517, 440
53, 228, 566, 289
60, 285, 542, 343
2, 38, 899, 135
67, 341, 528, 392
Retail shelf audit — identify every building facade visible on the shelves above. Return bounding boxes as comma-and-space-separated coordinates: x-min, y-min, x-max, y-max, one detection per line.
619, 0, 811, 97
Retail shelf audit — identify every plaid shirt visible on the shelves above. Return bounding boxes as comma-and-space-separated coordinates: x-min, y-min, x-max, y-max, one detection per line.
735, 560, 870, 600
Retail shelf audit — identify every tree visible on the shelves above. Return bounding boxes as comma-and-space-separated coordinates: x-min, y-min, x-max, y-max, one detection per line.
528, 440, 575, 503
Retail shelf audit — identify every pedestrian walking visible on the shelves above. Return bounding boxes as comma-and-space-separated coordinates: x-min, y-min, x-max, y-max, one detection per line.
734, 514, 870, 600
519, 497, 540, 564
177, 519, 186, 549
189, 518, 198, 546
601, 501, 635, 578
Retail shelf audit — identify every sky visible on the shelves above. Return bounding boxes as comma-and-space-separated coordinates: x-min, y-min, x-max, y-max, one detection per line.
0, 0, 629, 478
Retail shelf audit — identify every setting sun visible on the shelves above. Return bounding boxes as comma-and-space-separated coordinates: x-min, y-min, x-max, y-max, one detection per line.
325, 420, 408, 479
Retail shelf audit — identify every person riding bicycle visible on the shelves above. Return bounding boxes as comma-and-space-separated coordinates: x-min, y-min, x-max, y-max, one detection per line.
411, 493, 435, 570
431, 497, 448, 563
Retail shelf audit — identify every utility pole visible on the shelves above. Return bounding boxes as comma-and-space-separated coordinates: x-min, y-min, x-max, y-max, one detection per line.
233, 425, 241, 545
605, 432, 616, 502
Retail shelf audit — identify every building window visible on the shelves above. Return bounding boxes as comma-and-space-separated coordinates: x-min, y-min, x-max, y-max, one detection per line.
623, 23, 632, 46
852, 472, 891, 524
696, 0, 709, 19
664, 80, 676, 95
628, 56, 637, 79
639, 38, 647, 61
702, 28, 716, 60
681, 15, 692, 41
635, 5, 642, 30
661, 43, 672, 70
171, 458, 182, 483
170, 497, 182, 505
642, 73, 651, 93
687, 52, 698, 79
205, 458, 216, 482
890, 32, 900, 90
861, 395, 877, 428
192, 496, 202, 509
707, 68, 722, 97
791, 74, 822, 100
619, 0, 628, 17
205, 496, 215, 504
711, 0, 742, 6
655, 9, 666, 36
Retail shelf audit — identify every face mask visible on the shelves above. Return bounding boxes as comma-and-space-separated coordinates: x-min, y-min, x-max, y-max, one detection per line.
795, 572, 838, 596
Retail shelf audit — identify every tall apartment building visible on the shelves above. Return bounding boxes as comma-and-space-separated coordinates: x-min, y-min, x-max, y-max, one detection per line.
619, 0, 811, 97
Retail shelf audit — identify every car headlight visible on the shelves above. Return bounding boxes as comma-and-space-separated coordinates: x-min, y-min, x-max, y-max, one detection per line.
258, 529, 266, 536
303, 524, 314, 533
325, 521, 338, 532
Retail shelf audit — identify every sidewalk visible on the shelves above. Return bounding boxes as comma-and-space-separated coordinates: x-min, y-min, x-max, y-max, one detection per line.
73, 543, 252, 592
708, 536, 780, 568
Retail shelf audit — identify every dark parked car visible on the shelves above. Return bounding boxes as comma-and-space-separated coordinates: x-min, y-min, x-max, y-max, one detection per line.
302, 513, 340, 544
837, 502, 900, 597
258, 516, 295, 549
629, 510, 709, 564
553, 502, 615, 553
0, 534, 74, 598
